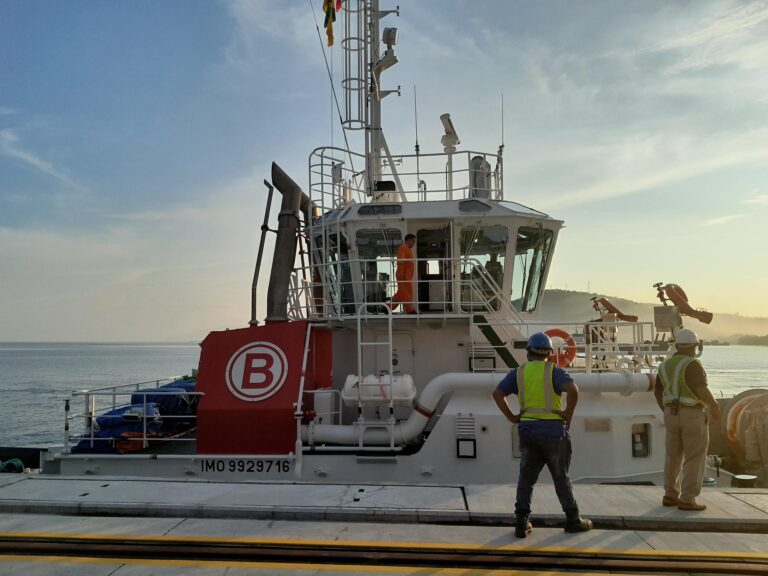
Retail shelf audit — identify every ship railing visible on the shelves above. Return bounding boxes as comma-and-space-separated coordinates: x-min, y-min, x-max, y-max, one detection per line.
463, 263, 526, 343
64, 377, 202, 453
309, 146, 503, 212
285, 255, 527, 325
467, 319, 661, 374
283, 256, 661, 374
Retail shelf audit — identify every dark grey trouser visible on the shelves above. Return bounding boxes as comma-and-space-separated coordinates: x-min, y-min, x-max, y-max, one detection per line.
514, 431, 579, 521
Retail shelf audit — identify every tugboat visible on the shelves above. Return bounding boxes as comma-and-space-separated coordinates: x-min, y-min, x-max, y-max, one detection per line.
44, 0, 768, 489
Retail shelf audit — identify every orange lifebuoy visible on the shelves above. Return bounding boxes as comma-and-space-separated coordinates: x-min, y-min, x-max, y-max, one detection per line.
545, 328, 577, 368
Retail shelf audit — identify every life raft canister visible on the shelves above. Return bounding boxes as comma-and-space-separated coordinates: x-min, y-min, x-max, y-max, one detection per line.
544, 328, 577, 368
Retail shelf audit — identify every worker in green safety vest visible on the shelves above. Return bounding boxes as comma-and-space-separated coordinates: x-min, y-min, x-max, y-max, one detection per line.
493, 332, 592, 538
654, 328, 720, 511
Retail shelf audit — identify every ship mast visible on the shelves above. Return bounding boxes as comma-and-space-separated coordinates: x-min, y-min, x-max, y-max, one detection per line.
341, 0, 399, 198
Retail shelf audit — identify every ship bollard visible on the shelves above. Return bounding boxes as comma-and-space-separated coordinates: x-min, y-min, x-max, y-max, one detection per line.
731, 474, 758, 488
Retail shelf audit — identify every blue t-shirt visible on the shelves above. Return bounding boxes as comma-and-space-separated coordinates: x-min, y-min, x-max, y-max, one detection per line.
496, 366, 573, 438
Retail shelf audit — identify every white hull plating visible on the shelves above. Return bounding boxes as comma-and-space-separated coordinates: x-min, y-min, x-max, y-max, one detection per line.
49, 370, 663, 485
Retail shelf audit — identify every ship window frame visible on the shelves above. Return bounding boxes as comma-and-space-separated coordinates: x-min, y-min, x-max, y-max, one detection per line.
458, 224, 508, 311
510, 225, 553, 313
313, 229, 353, 314
356, 227, 403, 305
357, 204, 402, 216
459, 199, 492, 213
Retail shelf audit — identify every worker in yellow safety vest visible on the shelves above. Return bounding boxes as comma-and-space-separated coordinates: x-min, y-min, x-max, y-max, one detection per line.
492, 332, 592, 538
654, 328, 720, 511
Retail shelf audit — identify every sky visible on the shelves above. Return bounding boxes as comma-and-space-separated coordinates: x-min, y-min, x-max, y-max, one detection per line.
1, 0, 767, 341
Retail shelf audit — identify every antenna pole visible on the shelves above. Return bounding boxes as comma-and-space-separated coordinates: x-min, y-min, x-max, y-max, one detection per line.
368, 0, 382, 195
495, 93, 505, 200
501, 92, 505, 147
414, 84, 421, 196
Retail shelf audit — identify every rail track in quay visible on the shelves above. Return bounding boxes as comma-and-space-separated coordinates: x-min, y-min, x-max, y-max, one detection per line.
1, 533, 767, 574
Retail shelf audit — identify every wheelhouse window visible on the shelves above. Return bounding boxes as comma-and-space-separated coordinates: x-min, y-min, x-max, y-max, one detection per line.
459, 225, 508, 310
358, 204, 402, 216
511, 226, 553, 312
356, 228, 403, 304
313, 230, 352, 314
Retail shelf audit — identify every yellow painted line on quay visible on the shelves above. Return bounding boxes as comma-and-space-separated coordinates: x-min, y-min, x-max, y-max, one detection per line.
0, 554, 644, 575
0, 530, 766, 561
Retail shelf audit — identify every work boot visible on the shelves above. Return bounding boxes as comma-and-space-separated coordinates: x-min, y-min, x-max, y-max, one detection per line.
564, 508, 593, 533
514, 516, 533, 539
564, 517, 593, 533
662, 496, 679, 507
677, 501, 706, 511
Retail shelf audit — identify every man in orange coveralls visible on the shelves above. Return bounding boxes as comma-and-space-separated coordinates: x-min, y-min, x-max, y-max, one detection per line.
390, 234, 416, 314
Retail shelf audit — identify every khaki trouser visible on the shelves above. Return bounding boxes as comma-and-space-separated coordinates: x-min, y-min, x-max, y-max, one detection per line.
663, 405, 708, 504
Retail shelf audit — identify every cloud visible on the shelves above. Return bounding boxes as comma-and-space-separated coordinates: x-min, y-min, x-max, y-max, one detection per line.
222, 0, 318, 73
743, 194, 768, 205
533, 128, 768, 209
0, 107, 18, 115
0, 170, 273, 341
702, 214, 745, 227
0, 128, 88, 192
648, 3, 768, 74
653, 3, 768, 52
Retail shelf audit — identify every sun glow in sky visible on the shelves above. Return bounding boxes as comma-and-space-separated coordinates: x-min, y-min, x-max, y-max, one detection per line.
1, 0, 767, 341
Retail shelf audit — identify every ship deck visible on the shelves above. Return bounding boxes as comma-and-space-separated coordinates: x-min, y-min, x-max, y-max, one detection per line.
0, 475, 766, 574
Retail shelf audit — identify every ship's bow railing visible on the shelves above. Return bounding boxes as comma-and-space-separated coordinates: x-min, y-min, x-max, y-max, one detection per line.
63, 377, 202, 454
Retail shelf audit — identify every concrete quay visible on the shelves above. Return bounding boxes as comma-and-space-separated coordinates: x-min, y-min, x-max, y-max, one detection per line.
0, 474, 767, 532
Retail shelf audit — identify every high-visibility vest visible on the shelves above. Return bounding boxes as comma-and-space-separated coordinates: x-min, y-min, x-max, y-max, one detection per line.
658, 355, 704, 407
517, 361, 563, 421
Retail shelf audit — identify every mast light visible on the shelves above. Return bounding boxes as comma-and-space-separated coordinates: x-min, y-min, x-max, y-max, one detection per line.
383, 27, 399, 48
375, 28, 399, 73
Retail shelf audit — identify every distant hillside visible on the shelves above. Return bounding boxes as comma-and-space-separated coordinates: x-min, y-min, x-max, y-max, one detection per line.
539, 289, 768, 342
736, 334, 768, 346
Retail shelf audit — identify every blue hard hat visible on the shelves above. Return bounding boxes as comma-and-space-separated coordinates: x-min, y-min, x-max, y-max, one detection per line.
527, 332, 553, 352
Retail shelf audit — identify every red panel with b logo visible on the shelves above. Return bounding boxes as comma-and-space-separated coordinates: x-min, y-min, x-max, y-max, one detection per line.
196, 321, 330, 454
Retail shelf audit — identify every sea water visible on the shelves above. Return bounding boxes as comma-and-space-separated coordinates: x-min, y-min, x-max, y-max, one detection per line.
0, 342, 766, 447
701, 345, 768, 398
0, 343, 200, 446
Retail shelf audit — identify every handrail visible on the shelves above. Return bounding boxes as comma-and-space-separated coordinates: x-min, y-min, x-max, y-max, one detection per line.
309, 146, 504, 208
71, 376, 190, 395
64, 382, 202, 453
356, 303, 395, 444
285, 255, 524, 322
465, 318, 662, 374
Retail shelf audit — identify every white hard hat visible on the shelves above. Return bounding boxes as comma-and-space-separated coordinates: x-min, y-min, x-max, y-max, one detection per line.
674, 328, 700, 347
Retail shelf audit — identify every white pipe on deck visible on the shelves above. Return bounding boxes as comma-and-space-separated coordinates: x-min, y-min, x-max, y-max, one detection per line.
303, 370, 653, 447
303, 373, 497, 446
573, 371, 654, 395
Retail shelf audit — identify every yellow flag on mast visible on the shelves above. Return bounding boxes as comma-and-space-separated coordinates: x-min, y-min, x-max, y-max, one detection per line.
323, 0, 342, 47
